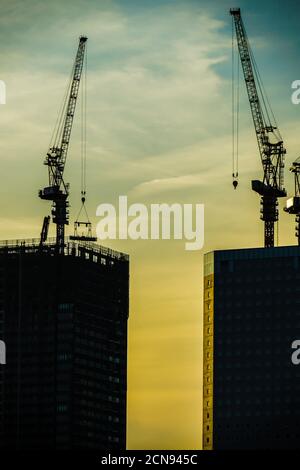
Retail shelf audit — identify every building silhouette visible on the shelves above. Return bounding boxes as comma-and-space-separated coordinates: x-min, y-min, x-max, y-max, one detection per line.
203, 246, 300, 449
0, 238, 129, 449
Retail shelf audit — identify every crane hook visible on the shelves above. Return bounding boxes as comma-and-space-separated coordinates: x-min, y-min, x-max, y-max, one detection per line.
232, 173, 238, 190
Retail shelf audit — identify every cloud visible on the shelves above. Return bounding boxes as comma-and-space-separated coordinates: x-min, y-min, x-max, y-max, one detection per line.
130, 174, 206, 197
0, 0, 232, 225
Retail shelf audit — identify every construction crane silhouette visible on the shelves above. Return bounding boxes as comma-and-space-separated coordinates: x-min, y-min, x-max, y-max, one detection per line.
39, 36, 87, 254
284, 159, 300, 244
230, 8, 286, 248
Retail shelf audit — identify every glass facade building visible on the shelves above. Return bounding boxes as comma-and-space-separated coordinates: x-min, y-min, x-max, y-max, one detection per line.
203, 246, 300, 449
0, 238, 129, 450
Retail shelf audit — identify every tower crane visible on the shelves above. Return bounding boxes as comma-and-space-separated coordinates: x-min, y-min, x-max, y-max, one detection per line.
284, 159, 300, 244
230, 8, 286, 248
39, 36, 87, 254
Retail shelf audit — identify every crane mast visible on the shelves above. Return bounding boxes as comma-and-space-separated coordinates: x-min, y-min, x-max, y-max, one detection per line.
230, 8, 286, 247
39, 36, 87, 254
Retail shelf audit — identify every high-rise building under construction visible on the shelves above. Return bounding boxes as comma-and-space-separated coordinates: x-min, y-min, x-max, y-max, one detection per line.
203, 246, 300, 449
0, 237, 129, 450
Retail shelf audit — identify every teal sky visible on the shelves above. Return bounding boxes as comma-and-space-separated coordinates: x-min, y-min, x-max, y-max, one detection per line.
0, 0, 300, 449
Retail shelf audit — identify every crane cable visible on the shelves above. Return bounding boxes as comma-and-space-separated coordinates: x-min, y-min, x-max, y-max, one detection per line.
81, 45, 87, 202
232, 16, 239, 189
49, 57, 76, 151
75, 44, 91, 224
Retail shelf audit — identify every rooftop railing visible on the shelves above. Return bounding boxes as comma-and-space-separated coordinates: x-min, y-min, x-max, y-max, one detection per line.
0, 237, 129, 262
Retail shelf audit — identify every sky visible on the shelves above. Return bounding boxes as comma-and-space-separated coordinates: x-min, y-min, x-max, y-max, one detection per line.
0, 0, 300, 449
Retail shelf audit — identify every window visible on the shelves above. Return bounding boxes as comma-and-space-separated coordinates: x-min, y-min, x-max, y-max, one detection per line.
57, 404, 67, 412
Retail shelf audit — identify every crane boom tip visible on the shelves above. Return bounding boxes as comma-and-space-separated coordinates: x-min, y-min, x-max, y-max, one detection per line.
230, 8, 241, 16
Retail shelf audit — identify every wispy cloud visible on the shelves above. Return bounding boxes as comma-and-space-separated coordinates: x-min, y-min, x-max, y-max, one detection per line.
0, 0, 231, 231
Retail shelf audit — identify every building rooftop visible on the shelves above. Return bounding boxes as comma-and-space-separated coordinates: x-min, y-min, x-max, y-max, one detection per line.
0, 237, 129, 263
206, 244, 300, 260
